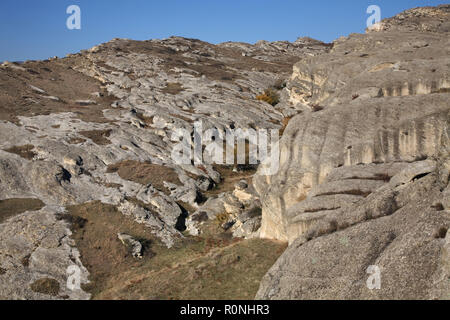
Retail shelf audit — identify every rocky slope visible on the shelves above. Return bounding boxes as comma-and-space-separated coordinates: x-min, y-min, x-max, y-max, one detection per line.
255, 5, 450, 299
0, 4, 448, 300
0, 34, 328, 299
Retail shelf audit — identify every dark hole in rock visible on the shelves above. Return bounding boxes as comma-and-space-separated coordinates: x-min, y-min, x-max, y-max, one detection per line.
412, 172, 431, 181
57, 167, 72, 183
434, 227, 448, 239
175, 205, 189, 232
431, 203, 445, 211
21, 254, 31, 267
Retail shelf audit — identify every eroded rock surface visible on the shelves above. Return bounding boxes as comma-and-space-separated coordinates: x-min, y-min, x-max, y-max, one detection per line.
255, 5, 450, 299
0, 34, 329, 299
0, 4, 448, 300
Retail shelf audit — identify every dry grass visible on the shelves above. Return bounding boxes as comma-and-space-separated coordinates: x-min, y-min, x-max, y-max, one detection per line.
0, 59, 116, 125
204, 165, 256, 197
30, 278, 60, 296
106, 160, 181, 194
62, 202, 157, 297
161, 82, 185, 95
62, 201, 286, 300
99, 238, 286, 300
67, 137, 87, 145
0, 198, 45, 223
3, 145, 36, 160
256, 88, 280, 106
135, 112, 154, 127
79, 129, 112, 145
279, 116, 294, 136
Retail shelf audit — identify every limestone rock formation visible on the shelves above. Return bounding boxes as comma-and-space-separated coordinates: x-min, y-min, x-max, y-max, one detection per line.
0, 33, 328, 299
0, 4, 448, 300
255, 5, 450, 299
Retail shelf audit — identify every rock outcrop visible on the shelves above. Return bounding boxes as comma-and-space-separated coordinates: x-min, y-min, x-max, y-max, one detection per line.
255, 5, 450, 299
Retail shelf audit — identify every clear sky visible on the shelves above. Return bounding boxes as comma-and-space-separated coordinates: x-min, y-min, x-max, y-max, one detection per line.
0, 0, 448, 61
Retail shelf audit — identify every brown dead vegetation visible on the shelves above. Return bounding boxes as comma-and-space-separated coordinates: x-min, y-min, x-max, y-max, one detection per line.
0, 198, 45, 223
63, 201, 286, 300
106, 160, 181, 193
0, 59, 116, 125
30, 278, 60, 296
79, 129, 112, 145
3, 144, 36, 160
67, 137, 87, 145
161, 82, 185, 95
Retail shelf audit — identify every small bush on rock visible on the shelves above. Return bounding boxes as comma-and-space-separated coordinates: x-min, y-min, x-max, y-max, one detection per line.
256, 88, 280, 106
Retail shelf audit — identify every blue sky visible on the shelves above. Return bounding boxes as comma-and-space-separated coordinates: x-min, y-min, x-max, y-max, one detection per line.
0, 0, 448, 61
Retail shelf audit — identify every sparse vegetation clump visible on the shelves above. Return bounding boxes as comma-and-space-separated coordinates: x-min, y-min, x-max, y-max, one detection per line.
256, 88, 280, 106
215, 212, 230, 225
256, 79, 286, 106
79, 129, 112, 145
3, 145, 36, 160
30, 278, 60, 296
162, 82, 185, 95
106, 160, 181, 194
0, 198, 45, 223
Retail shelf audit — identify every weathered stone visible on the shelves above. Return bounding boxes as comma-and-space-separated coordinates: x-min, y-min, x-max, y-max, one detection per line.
255, 5, 450, 299
117, 233, 143, 259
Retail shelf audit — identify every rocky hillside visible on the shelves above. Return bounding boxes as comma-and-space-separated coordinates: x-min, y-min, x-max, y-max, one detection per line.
0, 5, 448, 300
255, 5, 450, 299
0, 33, 328, 299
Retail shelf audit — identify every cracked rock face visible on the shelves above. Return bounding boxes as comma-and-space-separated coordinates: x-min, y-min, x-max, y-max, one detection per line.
255, 6, 450, 299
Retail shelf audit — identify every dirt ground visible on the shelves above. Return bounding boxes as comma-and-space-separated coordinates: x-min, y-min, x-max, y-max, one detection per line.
64, 201, 286, 300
